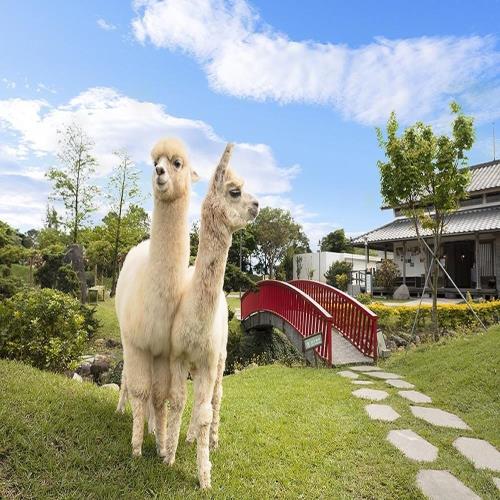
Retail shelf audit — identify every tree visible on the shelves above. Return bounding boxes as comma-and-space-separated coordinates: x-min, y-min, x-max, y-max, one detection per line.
320, 229, 353, 253
228, 226, 257, 273
324, 261, 352, 290
252, 207, 309, 279
374, 259, 400, 290
106, 150, 142, 296
86, 239, 113, 284
377, 102, 474, 334
46, 123, 99, 244
223, 264, 256, 294
190, 221, 199, 263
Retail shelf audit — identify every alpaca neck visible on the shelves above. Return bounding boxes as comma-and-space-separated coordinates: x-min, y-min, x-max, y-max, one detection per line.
149, 195, 190, 278
192, 211, 232, 317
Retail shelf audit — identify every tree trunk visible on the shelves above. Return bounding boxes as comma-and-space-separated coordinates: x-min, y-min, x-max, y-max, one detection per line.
110, 167, 126, 297
431, 233, 439, 339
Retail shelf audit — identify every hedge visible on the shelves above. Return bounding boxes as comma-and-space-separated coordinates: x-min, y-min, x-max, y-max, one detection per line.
370, 300, 500, 335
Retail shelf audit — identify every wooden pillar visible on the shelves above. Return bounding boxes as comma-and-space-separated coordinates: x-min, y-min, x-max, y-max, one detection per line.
402, 241, 407, 285
384, 247, 387, 260
475, 233, 480, 290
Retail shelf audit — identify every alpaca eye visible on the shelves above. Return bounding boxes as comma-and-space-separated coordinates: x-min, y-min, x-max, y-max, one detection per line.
173, 158, 183, 169
154, 160, 158, 167
229, 189, 241, 198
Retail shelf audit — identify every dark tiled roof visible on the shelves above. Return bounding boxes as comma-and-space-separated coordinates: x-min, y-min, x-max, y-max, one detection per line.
352, 206, 500, 244
468, 160, 500, 192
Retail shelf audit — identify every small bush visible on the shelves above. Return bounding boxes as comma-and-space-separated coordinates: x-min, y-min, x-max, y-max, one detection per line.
324, 261, 352, 289
0, 288, 98, 372
374, 259, 400, 290
356, 292, 372, 305
370, 300, 500, 339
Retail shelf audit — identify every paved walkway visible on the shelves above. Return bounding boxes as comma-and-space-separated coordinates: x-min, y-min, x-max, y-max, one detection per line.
337, 367, 500, 498
331, 330, 374, 366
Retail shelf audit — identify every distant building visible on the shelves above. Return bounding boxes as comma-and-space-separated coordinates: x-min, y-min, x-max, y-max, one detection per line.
292, 251, 383, 283
351, 160, 500, 298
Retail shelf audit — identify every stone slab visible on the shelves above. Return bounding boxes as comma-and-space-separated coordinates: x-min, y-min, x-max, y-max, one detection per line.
416, 470, 480, 499
350, 365, 382, 372
411, 406, 470, 430
493, 477, 500, 491
365, 404, 400, 422
364, 371, 402, 380
352, 380, 374, 385
386, 379, 415, 389
338, 370, 359, 379
453, 437, 500, 472
398, 390, 432, 404
387, 429, 438, 462
352, 388, 389, 401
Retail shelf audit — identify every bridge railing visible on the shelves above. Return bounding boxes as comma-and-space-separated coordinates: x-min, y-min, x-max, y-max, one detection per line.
290, 280, 378, 360
241, 280, 333, 365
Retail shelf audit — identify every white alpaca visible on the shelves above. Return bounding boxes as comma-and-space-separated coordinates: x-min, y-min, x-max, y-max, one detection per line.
164, 144, 259, 489
115, 138, 198, 457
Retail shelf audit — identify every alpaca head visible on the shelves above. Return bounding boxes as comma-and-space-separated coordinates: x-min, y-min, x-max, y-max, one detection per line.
150, 138, 199, 202
204, 143, 259, 232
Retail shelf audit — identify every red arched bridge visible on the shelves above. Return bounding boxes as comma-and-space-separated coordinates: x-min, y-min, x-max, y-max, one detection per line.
241, 280, 378, 366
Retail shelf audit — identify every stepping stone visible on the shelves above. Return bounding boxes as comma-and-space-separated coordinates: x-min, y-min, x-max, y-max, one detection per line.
453, 437, 500, 472
365, 404, 400, 422
398, 390, 432, 404
338, 370, 359, 379
410, 406, 470, 430
387, 430, 438, 462
352, 380, 374, 385
350, 365, 382, 372
386, 379, 415, 389
416, 470, 480, 499
352, 388, 389, 401
493, 477, 500, 491
364, 371, 402, 380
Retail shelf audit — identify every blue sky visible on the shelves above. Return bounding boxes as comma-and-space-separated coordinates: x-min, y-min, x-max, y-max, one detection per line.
1, 0, 499, 247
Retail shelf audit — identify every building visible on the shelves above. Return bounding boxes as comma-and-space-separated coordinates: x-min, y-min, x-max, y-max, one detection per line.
292, 251, 383, 283
352, 160, 500, 298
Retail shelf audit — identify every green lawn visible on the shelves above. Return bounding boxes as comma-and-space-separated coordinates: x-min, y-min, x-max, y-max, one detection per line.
93, 297, 121, 342
1, 326, 499, 498
226, 295, 240, 312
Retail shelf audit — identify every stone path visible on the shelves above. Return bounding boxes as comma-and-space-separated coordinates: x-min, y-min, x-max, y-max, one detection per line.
337, 363, 500, 498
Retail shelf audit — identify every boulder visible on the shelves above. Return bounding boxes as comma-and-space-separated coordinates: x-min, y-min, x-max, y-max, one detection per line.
393, 284, 410, 300
63, 244, 88, 303
72, 373, 83, 382
90, 358, 110, 382
76, 363, 91, 377
101, 383, 120, 391
105, 339, 121, 348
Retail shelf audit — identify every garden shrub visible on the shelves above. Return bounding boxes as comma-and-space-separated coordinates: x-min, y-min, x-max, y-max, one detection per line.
356, 292, 372, 305
35, 249, 80, 297
370, 300, 500, 338
324, 261, 352, 290
0, 288, 98, 372
374, 259, 400, 289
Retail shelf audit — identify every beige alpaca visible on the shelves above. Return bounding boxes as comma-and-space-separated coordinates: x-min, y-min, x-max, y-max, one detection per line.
115, 138, 198, 457
164, 144, 258, 489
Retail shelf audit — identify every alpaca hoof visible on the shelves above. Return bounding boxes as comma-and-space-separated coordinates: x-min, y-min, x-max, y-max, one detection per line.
209, 438, 219, 450
132, 448, 142, 457
199, 474, 211, 490
163, 454, 175, 467
186, 433, 196, 445
156, 444, 167, 458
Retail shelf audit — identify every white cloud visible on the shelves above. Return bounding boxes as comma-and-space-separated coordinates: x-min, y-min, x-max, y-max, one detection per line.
132, 0, 500, 125
0, 86, 329, 240
1, 78, 16, 89
97, 18, 117, 31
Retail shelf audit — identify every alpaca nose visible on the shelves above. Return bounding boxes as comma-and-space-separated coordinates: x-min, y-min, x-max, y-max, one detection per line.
156, 166, 165, 176
252, 200, 259, 210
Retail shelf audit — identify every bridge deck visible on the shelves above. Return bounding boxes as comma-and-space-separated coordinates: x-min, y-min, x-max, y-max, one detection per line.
331, 329, 374, 366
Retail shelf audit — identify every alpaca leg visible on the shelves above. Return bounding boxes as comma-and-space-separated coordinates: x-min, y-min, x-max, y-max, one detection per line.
193, 367, 217, 489
124, 346, 152, 457
164, 360, 188, 466
209, 357, 225, 450
152, 354, 169, 457
116, 369, 128, 413
186, 367, 198, 443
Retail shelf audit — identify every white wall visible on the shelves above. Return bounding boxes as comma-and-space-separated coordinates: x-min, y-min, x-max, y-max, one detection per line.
393, 242, 426, 278
293, 251, 382, 283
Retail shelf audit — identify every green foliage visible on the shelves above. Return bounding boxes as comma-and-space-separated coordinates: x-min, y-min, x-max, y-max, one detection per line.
189, 221, 199, 258
320, 229, 353, 253
46, 123, 99, 243
37, 227, 69, 250
0, 220, 26, 298
0, 288, 97, 372
55, 264, 81, 297
224, 264, 257, 294
252, 207, 309, 279
324, 260, 352, 289
228, 225, 257, 272
34, 248, 80, 296
374, 258, 400, 289
371, 300, 500, 338
356, 292, 372, 305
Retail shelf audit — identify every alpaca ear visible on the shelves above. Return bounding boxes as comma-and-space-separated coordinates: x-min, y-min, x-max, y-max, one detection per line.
213, 143, 234, 188
191, 169, 200, 183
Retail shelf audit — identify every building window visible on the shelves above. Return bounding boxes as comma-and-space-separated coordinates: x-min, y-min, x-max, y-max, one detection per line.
486, 192, 500, 203
459, 195, 483, 208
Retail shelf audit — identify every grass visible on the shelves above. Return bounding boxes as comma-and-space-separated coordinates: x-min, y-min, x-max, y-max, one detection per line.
226, 295, 240, 312
93, 298, 121, 342
1, 326, 499, 498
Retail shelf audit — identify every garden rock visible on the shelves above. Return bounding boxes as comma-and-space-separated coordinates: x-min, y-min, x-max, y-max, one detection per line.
105, 338, 121, 348
72, 373, 83, 382
453, 437, 500, 472
338, 370, 359, 379
90, 358, 111, 382
63, 244, 88, 303
398, 390, 432, 404
352, 380, 373, 385
101, 383, 120, 391
76, 362, 91, 377
387, 429, 438, 462
386, 379, 414, 389
352, 389, 389, 401
364, 371, 402, 380
350, 365, 382, 372
391, 335, 408, 347
393, 283, 410, 300
365, 404, 400, 422
416, 470, 480, 499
